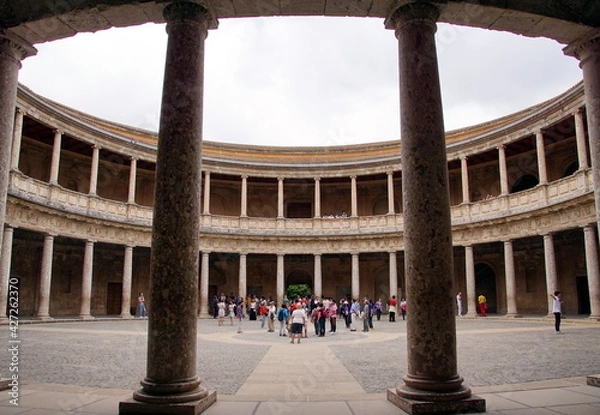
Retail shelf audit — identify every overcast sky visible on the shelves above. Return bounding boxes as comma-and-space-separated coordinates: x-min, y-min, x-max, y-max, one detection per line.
18, 16, 583, 147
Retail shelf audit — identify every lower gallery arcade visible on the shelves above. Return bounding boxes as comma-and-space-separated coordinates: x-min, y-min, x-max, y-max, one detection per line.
2, 0, 600, 413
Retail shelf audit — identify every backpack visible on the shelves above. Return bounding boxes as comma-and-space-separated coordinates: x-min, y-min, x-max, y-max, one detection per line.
277, 308, 285, 321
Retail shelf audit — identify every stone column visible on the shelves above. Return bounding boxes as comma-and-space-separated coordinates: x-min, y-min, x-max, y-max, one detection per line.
120, 2, 217, 413
351, 252, 359, 300
200, 252, 210, 317
543, 234, 559, 317
276, 253, 284, 306
277, 177, 284, 218
385, 3, 483, 412
128, 157, 138, 204
36, 234, 54, 320
504, 240, 520, 317
89, 145, 100, 196
583, 225, 600, 320
574, 109, 589, 170
49, 130, 62, 185
314, 253, 322, 298
121, 245, 134, 318
0, 32, 36, 254
203, 171, 211, 214
498, 145, 509, 195
240, 175, 248, 217
10, 108, 24, 171
387, 171, 395, 214
350, 175, 358, 217
389, 251, 398, 299
535, 130, 548, 185
464, 245, 477, 317
238, 253, 247, 304
565, 33, 600, 240
314, 177, 321, 218
0, 225, 14, 321
461, 156, 470, 204
79, 240, 95, 320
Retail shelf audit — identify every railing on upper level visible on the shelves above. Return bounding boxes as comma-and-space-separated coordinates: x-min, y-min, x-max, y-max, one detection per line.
8, 168, 594, 236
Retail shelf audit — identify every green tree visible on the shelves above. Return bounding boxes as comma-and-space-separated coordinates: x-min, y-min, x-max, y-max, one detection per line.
287, 284, 311, 300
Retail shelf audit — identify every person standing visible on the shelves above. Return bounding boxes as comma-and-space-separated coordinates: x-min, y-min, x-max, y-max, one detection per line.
361, 300, 371, 332
277, 303, 289, 336
290, 302, 307, 344
456, 292, 463, 317
217, 298, 226, 326
137, 292, 146, 318
400, 298, 407, 320
374, 298, 383, 321
478, 294, 487, 317
550, 291, 563, 333
329, 299, 337, 334
350, 298, 360, 331
388, 295, 397, 322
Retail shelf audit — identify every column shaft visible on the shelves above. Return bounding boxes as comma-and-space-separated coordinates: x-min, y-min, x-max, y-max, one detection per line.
276, 254, 284, 306
49, 130, 62, 185
79, 240, 94, 319
504, 240, 519, 317
543, 234, 558, 317
535, 130, 548, 184
583, 226, 600, 319
201, 252, 210, 317
498, 146, 509, 195
277, 177, 284, 218
0, 226, 14, 320
350, 176, 358, 217
461, 156, 470, 203
240, 175, 248, 217
128, 157, 137, 204
238, 253, 247, 306
314, 253, 322, 298
351, 253, 359, 300
574, 109, 589, 169
121, 245, 133, 318
387, 171, 395, 214
36, 234, 54, 320
389, 251, 398, 299
203, 171, 211, 214
386, 3, 478, 408
89, 145, 100, 195
465, 245, 477, 317
314, 177, 321, 218
10, 108, 24, 171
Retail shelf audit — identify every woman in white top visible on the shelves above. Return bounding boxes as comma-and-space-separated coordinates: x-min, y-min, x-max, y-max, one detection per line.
550, 291, 562, 332
290, 303, 307, 344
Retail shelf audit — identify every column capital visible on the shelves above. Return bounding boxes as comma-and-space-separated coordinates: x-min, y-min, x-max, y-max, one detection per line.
564, 28, 600, 63
497, 144, 505, 151
384, 1, 439, 30
0, 31, 37, 66
130, 156, 139, 162
460, 155, 468, 161
314, 176, 321, 182
53, 129, 63, 136
573, 107, 585, 117
15, 107, 25, 116
163, 0, 218, 30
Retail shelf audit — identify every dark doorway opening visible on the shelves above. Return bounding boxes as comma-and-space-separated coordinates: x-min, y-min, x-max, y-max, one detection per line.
576, 275, 591, 314
475, 263, 497, 314
106, 282, 122, 315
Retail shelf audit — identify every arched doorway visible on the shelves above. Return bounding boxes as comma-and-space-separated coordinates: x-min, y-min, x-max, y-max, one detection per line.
286, 269, 312, 299
475, 263, 497, 314
511, 174, 539, 193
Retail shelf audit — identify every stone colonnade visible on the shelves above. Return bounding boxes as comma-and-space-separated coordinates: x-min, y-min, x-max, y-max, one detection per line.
0, 2, 600, 415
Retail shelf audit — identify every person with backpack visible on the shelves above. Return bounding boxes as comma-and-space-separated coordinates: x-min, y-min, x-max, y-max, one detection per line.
277, 303, 289, 336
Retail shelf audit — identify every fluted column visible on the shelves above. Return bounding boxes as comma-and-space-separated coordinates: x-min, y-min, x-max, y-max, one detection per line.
498, 145, 509, 195
277, 177, 284, 218
10, 108, 24, 171
238, 253, 247, 304
89, 145, 100, 196
314, 177, 321, 218
389, 251, 398, 299
461, 156, 470, 203
565, 33, 600, 241
276, 254, 284, 306
127, 157, 138, 204
350, 176, 358, 217
49, 130, 62, 185
79, 240, 95, 320
385, 3, 482, 412
387, 171, 395, 214
240, 175, 248, 217
200, 252, 210, 317
351, 253, 359, 300
583, 225, 600, 320
36, 234, 55, 320
121, 2, 216, 412
464, 245, 477, 317
543, 234, 559, 317
121, 245, 134, 318
504, 240, 519, 317
535, 130, 548, 185
0, 32, 36, 255
314, 253, 322, 298
203, 171, 211, 214
574, 109, 589, 170
0, 225, 14, 321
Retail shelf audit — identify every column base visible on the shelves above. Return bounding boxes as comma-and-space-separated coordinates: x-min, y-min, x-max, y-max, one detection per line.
588, 314, 600, 322
387, 388, 485, 414
119, 390, 216, 415
77, 315, 95, 320
504, 313, 523, 318
35, 315, 53, 321
120, 314, 134, 319
587, 374, 600, 387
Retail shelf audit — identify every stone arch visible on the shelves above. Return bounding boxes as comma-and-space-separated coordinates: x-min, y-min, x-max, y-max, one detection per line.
475, 262, 497, 314
563, 160, 579, 177
286, 268, 312, 294
511, 174, 539, 193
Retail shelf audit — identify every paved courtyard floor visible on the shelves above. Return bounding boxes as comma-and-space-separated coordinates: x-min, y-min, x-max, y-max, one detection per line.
0, 315, 599, 414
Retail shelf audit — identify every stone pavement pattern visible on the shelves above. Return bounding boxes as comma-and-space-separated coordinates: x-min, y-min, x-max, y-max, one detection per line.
0, 317, 599, 414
